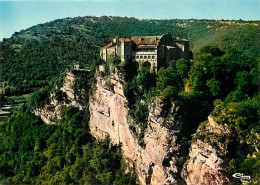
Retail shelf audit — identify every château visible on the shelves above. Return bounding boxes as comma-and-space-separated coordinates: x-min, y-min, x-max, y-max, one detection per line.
100, 33, 191, 71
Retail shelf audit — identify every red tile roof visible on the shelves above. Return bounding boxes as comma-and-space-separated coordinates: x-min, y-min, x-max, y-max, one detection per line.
122, 38, 132, 43
101, 42, 113, 49
108, 46, 116, 49
131, 35, 162, 45
101, 35, 165, 49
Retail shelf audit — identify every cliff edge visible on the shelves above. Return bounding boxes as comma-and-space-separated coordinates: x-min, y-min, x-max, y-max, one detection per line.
89, 70, 230, 184
35, 69, 231, 184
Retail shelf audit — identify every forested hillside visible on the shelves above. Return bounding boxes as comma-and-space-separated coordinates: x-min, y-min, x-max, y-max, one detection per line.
0, 16, 259, 184
1, 16, 259, 97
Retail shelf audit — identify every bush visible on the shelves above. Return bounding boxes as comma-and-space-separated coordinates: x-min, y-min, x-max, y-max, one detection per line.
136, 67, 156, 94
132, 102, 148, 129
28, 87, 50, 109
156, 63, 182, 93
176, 59, 191, 79
53, 89, 67, 102
161, 86, 177, 101
199, 45, 224, 56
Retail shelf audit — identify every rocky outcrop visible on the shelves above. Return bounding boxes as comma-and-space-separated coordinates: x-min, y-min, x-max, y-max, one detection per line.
181, 116, 230, 185
35, 72, 87, 124
35, 68, 230, 185
89, 71, 184, 184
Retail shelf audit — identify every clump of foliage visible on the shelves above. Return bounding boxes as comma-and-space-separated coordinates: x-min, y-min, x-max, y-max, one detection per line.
119, 61, 156, 135
27, 87, 50, 109
184, 45, 259, 182
211, 98, 259, 182
0, 105, 137, 184
72, 68, 96, 104
156, 61, 183, 101
53, 89, 67, 102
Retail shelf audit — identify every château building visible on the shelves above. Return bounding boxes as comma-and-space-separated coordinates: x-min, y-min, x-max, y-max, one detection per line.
100, 33, 191, 71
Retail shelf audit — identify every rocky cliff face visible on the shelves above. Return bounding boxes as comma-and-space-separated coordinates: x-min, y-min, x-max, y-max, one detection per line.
89, 71, 184, 184
35, 71, 87, 124
181, 116, 230, 185
89, 71, 231, 185
36, 69, 230, 185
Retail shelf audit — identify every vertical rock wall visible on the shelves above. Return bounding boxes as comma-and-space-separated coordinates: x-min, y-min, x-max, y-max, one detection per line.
35, 70, 230, 185
181, 117, 230, 185
89, 72, 183, 184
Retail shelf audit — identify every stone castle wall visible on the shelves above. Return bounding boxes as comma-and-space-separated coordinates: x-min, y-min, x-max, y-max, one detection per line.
100, 34, 191, 72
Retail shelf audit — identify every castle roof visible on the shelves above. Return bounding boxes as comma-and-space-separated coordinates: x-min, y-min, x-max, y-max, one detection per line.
108, 46, 116, 50
131, 35, 163, 45
101, 42, 114, 49
101, 34, 183, 49
121, 38, 132, 43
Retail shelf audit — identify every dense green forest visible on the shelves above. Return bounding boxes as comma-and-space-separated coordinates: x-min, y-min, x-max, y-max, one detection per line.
0, 16, 259, 184
1, 16, 259, 96
0, 105, 136, 184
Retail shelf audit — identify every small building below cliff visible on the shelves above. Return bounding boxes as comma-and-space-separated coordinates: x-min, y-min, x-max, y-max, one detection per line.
100, 33, 191, 71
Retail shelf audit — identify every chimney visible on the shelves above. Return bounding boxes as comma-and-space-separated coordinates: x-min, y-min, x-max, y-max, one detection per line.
113, 37, 118, 44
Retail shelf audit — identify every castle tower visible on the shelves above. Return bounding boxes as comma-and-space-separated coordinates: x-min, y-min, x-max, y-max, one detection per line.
120, 38, 132, 62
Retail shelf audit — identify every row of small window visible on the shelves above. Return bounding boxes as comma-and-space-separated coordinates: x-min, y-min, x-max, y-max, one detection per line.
137, 49, 156, 52
133, 55, 155, 59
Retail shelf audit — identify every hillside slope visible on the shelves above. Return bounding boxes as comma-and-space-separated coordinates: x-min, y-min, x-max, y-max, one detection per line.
0, 16, 259, 184
1, 16, 259, 97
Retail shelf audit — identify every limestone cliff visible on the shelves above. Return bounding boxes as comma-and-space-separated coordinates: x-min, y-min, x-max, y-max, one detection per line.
181, 116, 230, 185
35, 69, 231, 185
89, 70, 231, 185
89, 71, 185, 184
34, 71, 88, 124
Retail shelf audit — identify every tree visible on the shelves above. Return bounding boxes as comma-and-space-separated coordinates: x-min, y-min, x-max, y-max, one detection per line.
176, 59, 191, 79
136, 67, 156, 94
156, 62, 182, 95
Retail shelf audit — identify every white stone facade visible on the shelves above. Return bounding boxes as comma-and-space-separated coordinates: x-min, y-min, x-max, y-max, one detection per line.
100, 33, 190, 72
